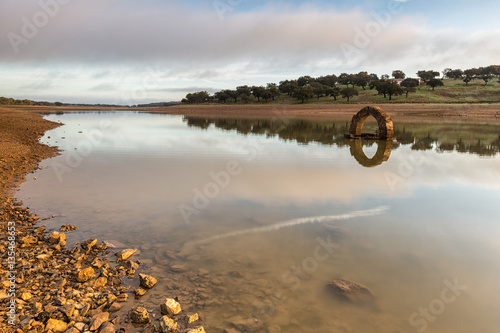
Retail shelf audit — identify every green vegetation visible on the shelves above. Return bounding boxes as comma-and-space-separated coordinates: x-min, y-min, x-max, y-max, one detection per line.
182, 65, 500, 105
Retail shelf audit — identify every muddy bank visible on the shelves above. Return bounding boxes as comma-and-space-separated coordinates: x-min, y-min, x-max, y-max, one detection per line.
147, 103, 500, 120
0, 107, 205, 332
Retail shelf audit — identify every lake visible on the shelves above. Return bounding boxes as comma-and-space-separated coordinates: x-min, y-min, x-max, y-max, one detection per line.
18, 111, 500, 333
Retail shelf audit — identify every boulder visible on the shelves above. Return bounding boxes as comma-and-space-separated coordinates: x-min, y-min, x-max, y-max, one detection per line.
89, 312, 109, 331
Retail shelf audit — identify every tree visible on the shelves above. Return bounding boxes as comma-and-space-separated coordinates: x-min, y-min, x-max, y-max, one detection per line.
372, 81, 403, 100
448, 69, 464, 80
266, 83, 281, 101
293, 86, 314, 103
354, 71, 372, 90
325, 87, 341, 100
214, 90, 230, 103
380, 74, 390, 80
340, 88, 358, 102
316, 74, 337, 87
426, 78, 444, 90
417, 70, 440, 82
183, 91, 210, 104
442, 68, 452, 79
227, 89, 239, 102
236, 85, 252, 102
251, 86, 266, 102
479, 67, 494, 85
310, 82, 327, 99
392, 70, 406, 79
279, 80, 298, 95
401, 78, 419, 98
337, 73, 353, 87
297, 76, 314, 87
369, 73, 379, 81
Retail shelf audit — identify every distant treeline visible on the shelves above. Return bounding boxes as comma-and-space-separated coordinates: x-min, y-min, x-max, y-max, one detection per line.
182, 65, 500, 104
0, 96, 179, 108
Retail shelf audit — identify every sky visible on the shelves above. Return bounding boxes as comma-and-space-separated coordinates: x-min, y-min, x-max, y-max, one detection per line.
1, 0, 500, 104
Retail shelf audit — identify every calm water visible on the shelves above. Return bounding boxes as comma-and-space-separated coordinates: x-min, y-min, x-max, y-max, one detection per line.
18, 112, 500, 333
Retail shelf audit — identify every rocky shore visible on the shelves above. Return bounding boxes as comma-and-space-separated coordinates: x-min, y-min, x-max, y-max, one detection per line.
0, 107, 205, 333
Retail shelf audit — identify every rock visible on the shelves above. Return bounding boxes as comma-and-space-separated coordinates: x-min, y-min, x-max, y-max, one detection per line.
328, 278, 374, 303
267, 325, 282, 333
61, 303, 75, 317
89, 312, 109, 331
98, 321, 115, 333
135, 287, 148, 297
65, 328, 80, 333
80, 303, 91, 316
108, 302, 122, 312
117, 293, 128, 302
184, 327, 206, 333
21, 235, 38, 246
171, 265, 187, 273
142, 324, 160, 333
230, 316, 263, 332
21, 292, 32, 301
115, 248, 138, 262
76, 267, 95, 283
159, 315, 178, 332
47, 231, 66, 246
93, 277, 108, 289
139, 273, 157, 289
131, 307, 150, 324
44, 318, 67, 332
36, 253, 51, 260
125, 260, 139, 271
60, 224, 78, 232
187, 313, 199, 325
81, 238, 98, 252
161, 298, 182, 316
74, 322, 86, 331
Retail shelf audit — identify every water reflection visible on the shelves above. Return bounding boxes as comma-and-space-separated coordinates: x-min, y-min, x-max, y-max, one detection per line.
183, 116, 500, 157
349, 139, 393, 167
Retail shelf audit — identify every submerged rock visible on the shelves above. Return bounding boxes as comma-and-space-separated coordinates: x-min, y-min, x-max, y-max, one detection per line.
328, 278, 374, 303
59, 224, 78, 232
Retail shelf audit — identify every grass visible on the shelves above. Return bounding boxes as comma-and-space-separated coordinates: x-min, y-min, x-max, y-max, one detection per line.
237, 79, 500, 105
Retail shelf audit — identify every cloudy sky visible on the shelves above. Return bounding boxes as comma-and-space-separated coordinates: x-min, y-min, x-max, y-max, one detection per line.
1, 0, 499, 104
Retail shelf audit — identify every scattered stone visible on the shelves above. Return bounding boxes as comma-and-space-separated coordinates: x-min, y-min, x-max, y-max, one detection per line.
135, 287, 148, 297
21, 292, 32, 301
159, 315, 178, 333
187, 313, 199, 325
328, 278, 374, 303
61, 303, 76, 317
139, 273, 157, 289
44, 318, 68, 332
142, 324, 160, 333
184, 326, 206, 333
98, 321, 116, 333
76, 267, 95, 283
171, 264, 187, 273
47, 230, 66, 246
115, 248, 138, 262
131, 307, 150, 324
60, 224, 78, 232
117, 293, 128, 302
81, 238, 98, 252
65, 327, 80, 333
93, 276, 108, 289
161, 298, 182, 316
74, 322, 86, 331
109, 302, 123, 312
230, 316, 263, 332
89, 312, 109, 331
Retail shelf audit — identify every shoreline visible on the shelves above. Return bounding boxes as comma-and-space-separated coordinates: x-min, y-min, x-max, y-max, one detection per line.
5, 103, 500, 121
0, 107, 204, 332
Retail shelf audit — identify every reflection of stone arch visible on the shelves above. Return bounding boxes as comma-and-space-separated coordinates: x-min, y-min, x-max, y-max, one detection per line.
350, 139, 393, 167
348, 106, 394, 139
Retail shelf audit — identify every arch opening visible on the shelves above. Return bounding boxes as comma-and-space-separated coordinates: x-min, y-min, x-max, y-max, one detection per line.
345, 106, 394, 140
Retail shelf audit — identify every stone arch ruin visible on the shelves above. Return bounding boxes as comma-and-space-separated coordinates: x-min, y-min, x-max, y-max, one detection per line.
347, 106, 394, 140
